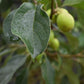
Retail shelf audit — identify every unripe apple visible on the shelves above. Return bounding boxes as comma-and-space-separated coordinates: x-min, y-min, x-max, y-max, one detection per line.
52, 14, 57, 23
56, 8, 68, 14
48, 30, 54, 44
52, 8, 68, 23
57, 12, 75, 32
46, 9, 51, 17
50, 38, 60, 50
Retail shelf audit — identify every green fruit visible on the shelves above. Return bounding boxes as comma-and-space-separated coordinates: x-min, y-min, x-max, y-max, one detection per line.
48, 30, 54, 44
52, 8, 68, 23
57, 12, 75, 32
46, 9, 51, 17
50, 38, 60, 50
56, 8, 68, 14
52, 14, 57, 23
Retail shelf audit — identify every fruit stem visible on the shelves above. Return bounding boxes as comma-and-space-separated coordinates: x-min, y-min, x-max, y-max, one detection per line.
50, 0, 54, 19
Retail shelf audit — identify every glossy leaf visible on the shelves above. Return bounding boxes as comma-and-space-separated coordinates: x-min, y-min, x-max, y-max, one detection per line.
11, 3, 50, 58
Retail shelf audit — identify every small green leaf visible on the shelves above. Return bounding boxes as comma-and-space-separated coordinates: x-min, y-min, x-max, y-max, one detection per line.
63, 0, 84, 6
41, 56, 55, 84
11, 3, 50, 58
0, 55, 27, 84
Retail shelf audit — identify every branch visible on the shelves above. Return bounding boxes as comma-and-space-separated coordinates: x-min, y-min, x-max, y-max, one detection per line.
50, 0, 54, 19
60, 54, 84, 58
45, 51, 84, 58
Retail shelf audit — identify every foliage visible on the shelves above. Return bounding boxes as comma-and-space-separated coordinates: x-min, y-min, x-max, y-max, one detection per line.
0, 0, 84, 84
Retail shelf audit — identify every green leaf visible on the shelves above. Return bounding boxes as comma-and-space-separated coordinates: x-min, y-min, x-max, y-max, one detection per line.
0, 55, 27, 84
0, 0, 2, 3
63, 0, 84, 6
74, 2, 84, 9
37, 0, 51, 9
54, 55, 62, 70
57, 0, 62, 6
0, 0, 13, 12
0, 49, 11, 56
15, 67, 29, 84
3, 10, 19, 42
41, 56, 55, 84
62, 63, 80, 84
64, 33, 79, 51
61, 76, 70, 84
11, 3, 50, 58
76, 9, 84, 25
78, 32, 84, 47
0, 49, 12, 63
77, 58, 84, 66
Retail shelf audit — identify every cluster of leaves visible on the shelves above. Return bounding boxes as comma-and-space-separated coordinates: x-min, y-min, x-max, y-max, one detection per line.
0, 0, 84, 84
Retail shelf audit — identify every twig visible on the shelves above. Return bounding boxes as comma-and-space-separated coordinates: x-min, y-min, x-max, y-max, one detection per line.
45, 51, 84, 58
50, 0, 54, 19
50, 0, 54, 30
60, 54, 84, 58
46, 51, 57, 57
